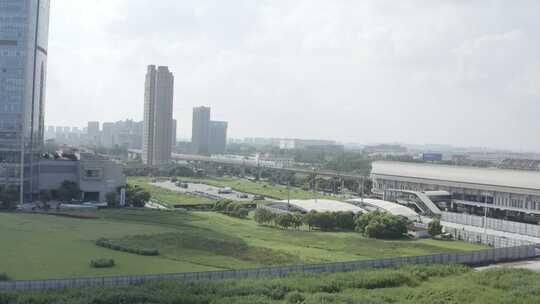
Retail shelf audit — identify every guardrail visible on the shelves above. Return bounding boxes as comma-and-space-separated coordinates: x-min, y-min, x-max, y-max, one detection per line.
0, 245, 536, 292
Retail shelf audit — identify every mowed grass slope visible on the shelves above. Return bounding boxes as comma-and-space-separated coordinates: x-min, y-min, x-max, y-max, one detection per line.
0, 210, 485, 280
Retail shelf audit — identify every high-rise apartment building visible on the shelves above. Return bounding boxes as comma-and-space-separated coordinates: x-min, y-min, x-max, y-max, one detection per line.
209, 121, 228, 154
142, 65, 174, 165
87, 121, 100, 145
191, 106, 211, 155
0, 0, 50, 200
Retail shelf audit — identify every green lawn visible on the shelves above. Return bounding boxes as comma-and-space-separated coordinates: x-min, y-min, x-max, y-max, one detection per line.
128, 177, 215, 207
0, 210, 486, 280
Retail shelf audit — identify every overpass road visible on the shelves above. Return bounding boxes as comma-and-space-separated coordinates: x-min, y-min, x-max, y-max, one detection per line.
128, 150, 367, 180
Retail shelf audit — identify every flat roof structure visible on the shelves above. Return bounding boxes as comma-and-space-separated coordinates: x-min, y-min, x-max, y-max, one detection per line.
347, 198, 419, 220
372, 161, 540, 194
277, 199, 367, 214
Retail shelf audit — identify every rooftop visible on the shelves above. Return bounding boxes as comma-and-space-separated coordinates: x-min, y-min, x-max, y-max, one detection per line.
372, 161, 540, 190
347, 198, 418, 220
277, 199, 367, 214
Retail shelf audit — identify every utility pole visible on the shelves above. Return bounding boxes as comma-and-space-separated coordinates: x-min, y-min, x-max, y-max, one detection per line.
287, 180, 291, 210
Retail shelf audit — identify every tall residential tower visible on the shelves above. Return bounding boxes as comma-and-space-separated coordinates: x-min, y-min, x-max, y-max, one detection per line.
191, 106, 211, 155
0, 0, 50, 200
142, 65, 174, 165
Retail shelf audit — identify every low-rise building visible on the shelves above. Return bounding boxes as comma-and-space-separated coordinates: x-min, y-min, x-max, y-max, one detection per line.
39, 152, 126, 202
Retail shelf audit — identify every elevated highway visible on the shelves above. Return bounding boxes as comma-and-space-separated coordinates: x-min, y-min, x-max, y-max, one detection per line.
128, 150, 367, 180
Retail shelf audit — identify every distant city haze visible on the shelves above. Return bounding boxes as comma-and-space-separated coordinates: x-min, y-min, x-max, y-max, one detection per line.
46, 0, 540, 151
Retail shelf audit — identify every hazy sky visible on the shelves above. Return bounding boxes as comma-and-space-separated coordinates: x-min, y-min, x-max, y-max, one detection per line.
46, 0, 540, 151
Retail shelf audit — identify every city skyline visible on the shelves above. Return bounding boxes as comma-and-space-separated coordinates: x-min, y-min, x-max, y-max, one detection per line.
43, 1, 540, 152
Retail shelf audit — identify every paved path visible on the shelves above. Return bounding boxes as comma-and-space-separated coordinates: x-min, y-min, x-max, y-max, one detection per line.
477, 258, 540, 271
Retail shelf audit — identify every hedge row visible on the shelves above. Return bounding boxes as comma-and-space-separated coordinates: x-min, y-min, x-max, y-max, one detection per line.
0, 272, 8, 281
96, 239, 160, 256
90, 259, 115, 268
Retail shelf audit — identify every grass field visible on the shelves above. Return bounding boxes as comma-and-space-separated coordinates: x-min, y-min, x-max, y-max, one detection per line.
0, 210, 486, 280
4, 265, 540, 303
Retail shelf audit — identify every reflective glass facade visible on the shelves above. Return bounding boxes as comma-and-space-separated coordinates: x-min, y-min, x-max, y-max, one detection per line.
0, 0, 49, 200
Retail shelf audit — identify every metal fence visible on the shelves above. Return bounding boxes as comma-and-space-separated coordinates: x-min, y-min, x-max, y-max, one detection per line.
0, 245, 536, 292
442, 212, 540, 238
448, 228, 534, 248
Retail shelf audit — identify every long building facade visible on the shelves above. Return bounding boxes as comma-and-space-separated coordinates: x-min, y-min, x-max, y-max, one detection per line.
142, 65, 174, 165
371, 161, 540, 223
0, 0, 50, 200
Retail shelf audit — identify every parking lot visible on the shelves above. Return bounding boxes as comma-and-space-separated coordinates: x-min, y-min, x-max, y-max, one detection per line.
153, 181, 262, 202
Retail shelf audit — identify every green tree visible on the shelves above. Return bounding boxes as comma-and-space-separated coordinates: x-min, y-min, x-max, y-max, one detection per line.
276, 213, 294, 229
291, 214, 303, 230
334, 211, 356, 230
355, 211, 409, 239
254, 208, 273, 225
0, 187, 18, 210
303, 211, 318, 231
428, 219, 443, 236
58, 180, 81, 202
125, 184, 151, 207
106, 192, 118, 208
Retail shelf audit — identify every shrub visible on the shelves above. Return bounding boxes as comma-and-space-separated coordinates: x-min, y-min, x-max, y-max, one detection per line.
90, 258, 115, 268
0, 272, 8, 281
285, 291, 305, 304
355, 211, 409, 239
96, 239, 160, 256
428, 219, 443, 236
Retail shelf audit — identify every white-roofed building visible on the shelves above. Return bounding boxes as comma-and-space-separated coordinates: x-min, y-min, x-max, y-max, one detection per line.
371, 161, 540, 223
272, 199, 367, 214
347, 198, 419, 221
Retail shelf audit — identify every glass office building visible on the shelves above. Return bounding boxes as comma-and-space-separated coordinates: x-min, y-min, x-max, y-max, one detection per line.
0, 0, 50, 200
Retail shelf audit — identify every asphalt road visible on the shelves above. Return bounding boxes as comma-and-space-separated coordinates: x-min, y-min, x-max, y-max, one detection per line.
153, 181, 259, 202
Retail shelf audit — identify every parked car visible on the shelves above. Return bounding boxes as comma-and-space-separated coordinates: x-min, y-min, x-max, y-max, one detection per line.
218, 187, 233, 194
237, 193, 249, 199
253, 195, 265, 201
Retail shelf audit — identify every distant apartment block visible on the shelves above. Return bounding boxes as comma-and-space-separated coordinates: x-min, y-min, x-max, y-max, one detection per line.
191, 107, 229, 155
142, 65, 174, 165
209, 121, 228, 154
191, 106, 211, 155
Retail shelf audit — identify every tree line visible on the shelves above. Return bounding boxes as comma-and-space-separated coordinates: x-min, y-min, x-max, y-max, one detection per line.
254, 208, 410, 239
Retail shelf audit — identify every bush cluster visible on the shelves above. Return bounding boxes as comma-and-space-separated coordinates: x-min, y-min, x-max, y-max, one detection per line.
355, 211, 409, 239
0, 265, 480, 304
96, 239, 160, 256
214, 200, 249, 219
0, 272, 8, 281
255, 208, 357, 231
90, 259, 115, 268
